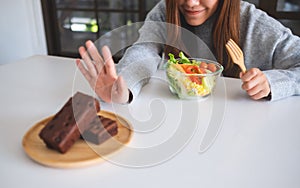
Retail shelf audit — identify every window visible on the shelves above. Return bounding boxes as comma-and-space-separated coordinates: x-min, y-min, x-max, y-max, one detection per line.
41, 0, 160, 60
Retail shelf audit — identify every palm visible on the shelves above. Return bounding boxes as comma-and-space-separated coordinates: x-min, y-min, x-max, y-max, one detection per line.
76, 41, 129, 104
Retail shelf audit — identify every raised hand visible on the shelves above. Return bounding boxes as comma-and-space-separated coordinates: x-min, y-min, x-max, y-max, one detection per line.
76, 40, 129, 104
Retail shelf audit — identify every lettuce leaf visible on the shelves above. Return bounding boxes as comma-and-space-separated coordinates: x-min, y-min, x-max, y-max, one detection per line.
168, 53, 177, 64
179, 52, 190, 64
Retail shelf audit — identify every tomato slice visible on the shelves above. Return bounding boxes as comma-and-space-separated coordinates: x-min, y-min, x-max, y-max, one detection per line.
190, 76, 202, 84
178, 64, 203, 84
180, 64, 201, 74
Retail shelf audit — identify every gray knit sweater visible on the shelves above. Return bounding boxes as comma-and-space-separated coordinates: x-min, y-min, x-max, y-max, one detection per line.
116, 0, 300, 101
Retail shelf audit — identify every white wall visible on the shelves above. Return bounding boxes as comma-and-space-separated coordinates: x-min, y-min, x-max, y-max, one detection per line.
0, 0, 47, 64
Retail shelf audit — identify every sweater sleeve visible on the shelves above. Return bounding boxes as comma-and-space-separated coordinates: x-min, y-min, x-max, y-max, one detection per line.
240, 1, 300, 101
116, 0, 166, 102
263, 30, 300, 101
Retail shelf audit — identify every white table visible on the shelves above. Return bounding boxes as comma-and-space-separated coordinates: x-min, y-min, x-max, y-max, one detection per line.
1, 55, 300, 188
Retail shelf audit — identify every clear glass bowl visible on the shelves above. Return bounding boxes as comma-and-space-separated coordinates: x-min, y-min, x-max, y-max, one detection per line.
166, 58, 223, 100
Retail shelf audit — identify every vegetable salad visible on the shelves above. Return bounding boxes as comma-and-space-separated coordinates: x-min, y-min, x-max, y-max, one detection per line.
166, 52, 223, 99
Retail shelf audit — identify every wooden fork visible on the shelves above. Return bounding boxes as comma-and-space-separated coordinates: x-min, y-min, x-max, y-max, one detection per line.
225, 39, 246, 73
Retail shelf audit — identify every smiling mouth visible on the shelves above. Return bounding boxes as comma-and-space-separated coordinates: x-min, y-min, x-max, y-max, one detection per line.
185, 9, 205, 16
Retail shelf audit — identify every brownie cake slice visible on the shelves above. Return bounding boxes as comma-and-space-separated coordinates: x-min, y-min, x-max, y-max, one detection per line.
39, 92, 100, 153
82, 116, 118, 145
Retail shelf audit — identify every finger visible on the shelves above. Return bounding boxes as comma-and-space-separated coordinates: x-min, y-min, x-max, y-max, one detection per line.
251, 79, 270, 100
85, 40, 105, 74
243, 77, 270, 100
102, 46, 117, 78
245, 84, 262, 97
241, 74, 261, 91
239, 71, 244, 79
250, 89, 270, 100
240, 68, 258, 82
79, 46, 98, 77
76, 59, 92, 81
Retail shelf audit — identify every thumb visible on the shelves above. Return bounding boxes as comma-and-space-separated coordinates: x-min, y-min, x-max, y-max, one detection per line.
239, 72, 244, 79
111, 76, 129, 104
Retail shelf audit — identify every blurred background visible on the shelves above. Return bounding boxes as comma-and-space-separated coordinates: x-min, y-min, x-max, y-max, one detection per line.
0, 0, 299, 64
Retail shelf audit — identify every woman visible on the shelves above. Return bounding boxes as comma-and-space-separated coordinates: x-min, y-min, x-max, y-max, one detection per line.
76, 0, 300, 103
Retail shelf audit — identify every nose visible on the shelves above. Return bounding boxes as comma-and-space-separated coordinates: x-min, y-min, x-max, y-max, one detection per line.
185, 0, 200, 7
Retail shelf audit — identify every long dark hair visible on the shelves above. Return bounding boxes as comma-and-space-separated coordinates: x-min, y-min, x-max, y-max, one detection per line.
164, 0, 240, 75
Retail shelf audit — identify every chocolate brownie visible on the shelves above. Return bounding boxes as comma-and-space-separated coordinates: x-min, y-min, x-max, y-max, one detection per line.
82, 116, 118, 145
39, 92, 100, 153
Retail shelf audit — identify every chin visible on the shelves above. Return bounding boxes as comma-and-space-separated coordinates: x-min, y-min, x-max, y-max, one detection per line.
186, 19, 205, 26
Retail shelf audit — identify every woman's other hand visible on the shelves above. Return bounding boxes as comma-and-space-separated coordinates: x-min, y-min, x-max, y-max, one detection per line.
240, 68, 271, 100
76, 40, 129, 104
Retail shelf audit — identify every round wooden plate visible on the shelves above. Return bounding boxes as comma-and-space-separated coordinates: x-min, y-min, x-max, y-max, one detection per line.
22, 111, 133, 168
